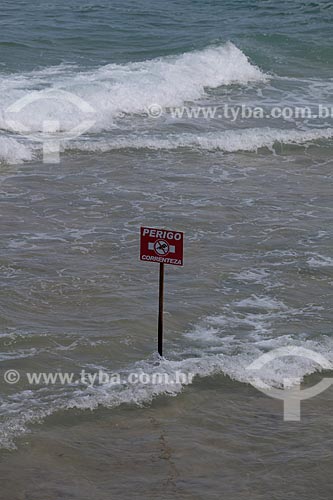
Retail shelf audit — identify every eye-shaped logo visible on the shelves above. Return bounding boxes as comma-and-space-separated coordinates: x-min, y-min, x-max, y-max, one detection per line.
4, 89, 96, 163
246, 346, 333, 421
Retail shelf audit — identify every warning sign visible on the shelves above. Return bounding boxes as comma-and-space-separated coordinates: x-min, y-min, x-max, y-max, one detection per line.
140, 227, 184, 266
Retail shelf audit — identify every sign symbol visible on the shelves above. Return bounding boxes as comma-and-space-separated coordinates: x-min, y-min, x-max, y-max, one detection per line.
140, 226, 184, 266
154, 239, 169, 256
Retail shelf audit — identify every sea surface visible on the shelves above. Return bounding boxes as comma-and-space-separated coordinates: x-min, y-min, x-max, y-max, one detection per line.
1, 1, 333, 498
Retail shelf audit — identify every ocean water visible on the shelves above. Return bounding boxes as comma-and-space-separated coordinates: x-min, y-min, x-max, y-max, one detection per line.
1, 1, 333, 498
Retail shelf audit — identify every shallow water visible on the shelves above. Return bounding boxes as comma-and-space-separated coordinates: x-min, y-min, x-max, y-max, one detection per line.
1, 1, 333, 498
2, 377, 333, 499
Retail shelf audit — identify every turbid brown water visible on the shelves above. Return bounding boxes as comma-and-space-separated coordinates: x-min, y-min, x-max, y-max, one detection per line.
1, 147, 333, 498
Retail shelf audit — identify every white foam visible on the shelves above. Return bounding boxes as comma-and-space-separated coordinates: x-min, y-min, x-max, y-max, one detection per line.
233, 268, 282, 288
181, 316, 333, 391
2, 328, 333, 449
307, 253, 333, 268
69, 127, 333, 153
10, 114, 324, 167
0, 136, 32, 164
185, 295, 296, 345
168, 293, 318, 395
234, 269, 271, 284
234, 295, 288, 311
0, 43, 266, 134
0, 295, 333, 448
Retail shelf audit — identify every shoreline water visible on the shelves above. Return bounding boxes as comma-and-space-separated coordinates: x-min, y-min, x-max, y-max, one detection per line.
1, 1, 333, 498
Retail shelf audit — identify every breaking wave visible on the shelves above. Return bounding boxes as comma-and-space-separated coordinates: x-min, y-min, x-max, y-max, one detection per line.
0, 42, 266, 137
2, 293, 333, 449
71, 127, 333, 153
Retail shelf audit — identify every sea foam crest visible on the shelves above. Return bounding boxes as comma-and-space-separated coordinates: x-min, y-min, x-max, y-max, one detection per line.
2, 308, 333, 450
0, 43, 266, 136
70, 127, 333, 153
0, 136, 32, 164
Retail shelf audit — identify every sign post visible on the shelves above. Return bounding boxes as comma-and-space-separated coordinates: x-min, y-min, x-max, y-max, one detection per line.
158, 262, 164, 356
140, 226, 184, 357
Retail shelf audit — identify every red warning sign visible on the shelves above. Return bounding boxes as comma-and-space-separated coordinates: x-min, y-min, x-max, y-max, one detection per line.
140, 226, 184, 266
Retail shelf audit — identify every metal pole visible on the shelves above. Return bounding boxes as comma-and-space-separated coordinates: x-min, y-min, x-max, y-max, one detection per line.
158, 262, 164, 356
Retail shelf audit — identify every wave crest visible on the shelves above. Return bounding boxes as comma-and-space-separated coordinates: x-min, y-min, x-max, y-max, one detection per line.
0, 43, 266, 135
70, 127, 333, 153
